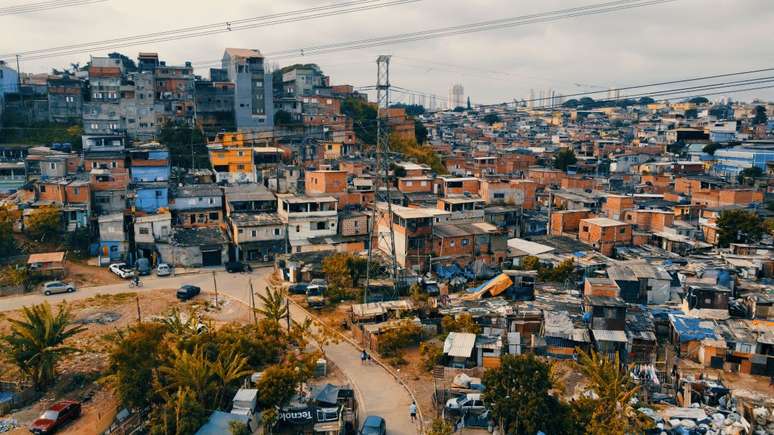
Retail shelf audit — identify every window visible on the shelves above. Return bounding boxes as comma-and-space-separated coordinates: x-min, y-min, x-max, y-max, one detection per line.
139, 227, 150, 235
274, 228, 280, 236
405, 181, 413, 187
251, 230, 257, 237
450, 240, 456, 247
462, 239, 469, 246
49, 163, 56, 170
582, 226, 589, 232
155, 190, 163, 198
73, 187, 79, 195
619, 227, 626, 234
493, 193, 505, 199
111, 161, 117, 168
209, 212, 219, 220
316, 222, 326, 230
296, 225, 300, 232
92, 162, 98, 169
40, 185, 46, 192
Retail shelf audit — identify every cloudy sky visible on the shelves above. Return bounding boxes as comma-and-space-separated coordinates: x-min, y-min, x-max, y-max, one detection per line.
2, 0, 773, 106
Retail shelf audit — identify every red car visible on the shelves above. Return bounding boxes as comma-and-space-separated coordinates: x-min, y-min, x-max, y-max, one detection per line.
29, 400, 81, 434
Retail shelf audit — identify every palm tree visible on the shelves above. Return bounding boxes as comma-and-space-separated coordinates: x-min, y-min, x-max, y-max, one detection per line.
159, 345, 215, 406
211, 347, 251, 409
160, 307, 199, 336
2, 302, 84, 390
576, 349, 650, 434
256, 274, 288, 324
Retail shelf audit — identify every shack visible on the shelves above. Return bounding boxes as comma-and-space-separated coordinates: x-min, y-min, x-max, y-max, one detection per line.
27, 251, 66, 277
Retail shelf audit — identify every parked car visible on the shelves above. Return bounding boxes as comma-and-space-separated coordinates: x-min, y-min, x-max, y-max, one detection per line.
29, 400, 81, 434
156, 263, 172, 277
109, 263, 135, 279
176, 285, 201, 301
42, 281, 75, 296
225, 261, 252, 273
445, 393, 486, 415
360, 416, 386, 435
288, 283, 309, 295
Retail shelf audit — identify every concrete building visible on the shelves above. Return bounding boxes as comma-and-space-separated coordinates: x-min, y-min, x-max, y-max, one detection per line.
0, 60, 19, 95
170, 184, 223, 228
83, 56, 123, 135
449, 83, 464, 109
277, 194, 338, 252
129, 143, 170, 214
229, 213, 285, 261
713, 142, 774, 179
221, 48, 274, 131
47, 76, 83, 123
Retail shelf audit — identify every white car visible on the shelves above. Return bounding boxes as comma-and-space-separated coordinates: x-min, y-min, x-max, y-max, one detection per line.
109, 263, 135, 279
156, 263, 171, 277
445, 393, 486, 415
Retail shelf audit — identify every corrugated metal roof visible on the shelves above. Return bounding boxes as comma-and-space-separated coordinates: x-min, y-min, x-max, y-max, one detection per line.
443, 332, 476, 358
27, 252, 65, 264
591, 329, 628, 343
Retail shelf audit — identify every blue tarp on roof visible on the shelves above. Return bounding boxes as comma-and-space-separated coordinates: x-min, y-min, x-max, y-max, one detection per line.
668, 314, 718, 342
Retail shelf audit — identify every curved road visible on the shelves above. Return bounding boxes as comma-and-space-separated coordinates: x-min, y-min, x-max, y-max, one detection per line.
0, 267, 419, 435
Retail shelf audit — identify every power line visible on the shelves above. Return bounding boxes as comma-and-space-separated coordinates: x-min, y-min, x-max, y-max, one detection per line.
187, 0, 676, 70
0, 0, 106, 16
2, 0, 420, 61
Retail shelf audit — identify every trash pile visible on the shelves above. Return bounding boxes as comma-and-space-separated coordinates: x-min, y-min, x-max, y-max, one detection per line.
752, 407, 774, 435
0, 418, 17, 433
78, 311, 121, 324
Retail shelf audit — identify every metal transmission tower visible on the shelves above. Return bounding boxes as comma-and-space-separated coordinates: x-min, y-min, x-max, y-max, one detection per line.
364, 55, 399, 302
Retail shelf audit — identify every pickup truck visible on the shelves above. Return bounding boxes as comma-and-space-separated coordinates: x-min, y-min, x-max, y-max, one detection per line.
109, 263, 135, 279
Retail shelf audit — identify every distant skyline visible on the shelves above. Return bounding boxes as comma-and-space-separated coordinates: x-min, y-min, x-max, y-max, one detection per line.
2, 0, 773, 105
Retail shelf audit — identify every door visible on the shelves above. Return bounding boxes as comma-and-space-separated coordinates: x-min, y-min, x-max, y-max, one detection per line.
201, 249, 222, 266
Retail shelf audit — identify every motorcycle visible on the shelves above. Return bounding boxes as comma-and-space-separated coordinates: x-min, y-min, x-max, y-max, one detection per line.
129, 278, 143, 288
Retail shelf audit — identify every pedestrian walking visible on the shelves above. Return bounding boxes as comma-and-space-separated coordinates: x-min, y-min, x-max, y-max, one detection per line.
409, 401, 417, 422
361, 350, 367, 365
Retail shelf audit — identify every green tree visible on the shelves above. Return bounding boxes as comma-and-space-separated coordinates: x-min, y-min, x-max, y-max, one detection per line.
482, 354, 570, 435
483, 113, 501, 125
554, 148, 577, 171
346, 255, 369, 288
0, 206, 18, 258
0, 265, 32, 292
441, 313, 480, 334
159, 121, 207, 169
229, 420, 251, 435
520, 255, 540, 271
684, 108, 698, 119
211, 347, 252, 410
274, 110, 294, 126
322, 253, 351, 290
419, 342, 443, 371
427, 418, 453, 435
2, 302, 84, 390
159, 345, 216, 406
65, 227, 92, 258
341, 98, 377, 144
26, 206, 61, 242
752, 105, 768, 126
108, 322, 168, 409
688, 96, 709, 104
716, 209, 764, 247
638, 96, 655, 105
150, 386, 208, 435
256, 364, 301, 408
737, 166, 763, 185
378, 320, 422, 358
576, 350, 650, 434
414, 119, 428, 144
256, 274, 288, 324
466, 96, 472, 110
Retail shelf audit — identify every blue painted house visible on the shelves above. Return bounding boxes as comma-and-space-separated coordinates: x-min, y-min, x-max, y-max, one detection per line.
129, 143, 170, 213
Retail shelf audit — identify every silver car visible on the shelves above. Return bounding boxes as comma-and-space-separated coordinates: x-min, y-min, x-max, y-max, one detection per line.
42, 281, 75, 296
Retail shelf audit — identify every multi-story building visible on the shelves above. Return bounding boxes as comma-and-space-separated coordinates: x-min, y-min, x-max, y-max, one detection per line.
712, 141, 774, 179
128, 143, 170, 214
277, 194, 338, 252
47, 76, 83, 123
229, 213, 285, 261
221, 48, 274, 131
154, 62, 195, 126
83, 56, 123, 135
195, 77, 235, 134
170, 184, 223, 228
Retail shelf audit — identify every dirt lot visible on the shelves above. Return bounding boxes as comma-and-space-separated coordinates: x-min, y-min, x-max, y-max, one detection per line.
0, 289, 252, 434
65, 260, 123, 288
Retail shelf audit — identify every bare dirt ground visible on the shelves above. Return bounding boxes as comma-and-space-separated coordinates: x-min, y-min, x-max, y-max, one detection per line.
0, 290, 196, 434
65, 260, 123, 288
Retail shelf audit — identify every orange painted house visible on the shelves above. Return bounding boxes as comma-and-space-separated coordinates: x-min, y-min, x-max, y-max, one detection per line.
579, 217, 632, 256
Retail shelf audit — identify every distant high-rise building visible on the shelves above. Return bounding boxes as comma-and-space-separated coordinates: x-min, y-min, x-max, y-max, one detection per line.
449, 83, 464, 109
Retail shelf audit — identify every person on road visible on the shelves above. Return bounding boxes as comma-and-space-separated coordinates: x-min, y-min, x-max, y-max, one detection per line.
409, 401, 417, 422
361, 350, 368, 364
131, 276, 140, 287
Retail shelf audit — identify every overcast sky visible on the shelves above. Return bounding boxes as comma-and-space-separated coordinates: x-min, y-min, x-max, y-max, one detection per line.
3, 0, 773, 106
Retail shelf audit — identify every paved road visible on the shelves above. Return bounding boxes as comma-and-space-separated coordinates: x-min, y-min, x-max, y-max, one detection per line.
0, 267, 419, 435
